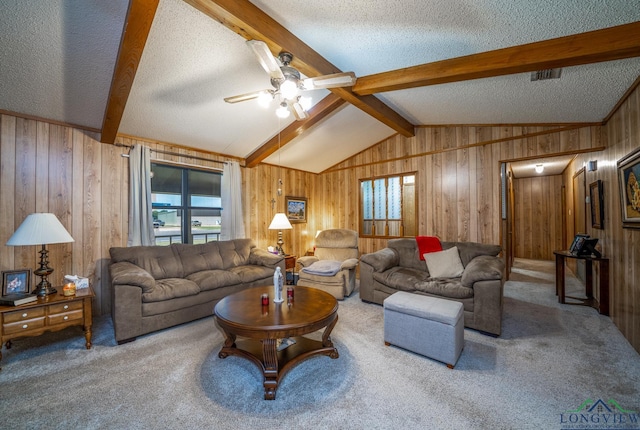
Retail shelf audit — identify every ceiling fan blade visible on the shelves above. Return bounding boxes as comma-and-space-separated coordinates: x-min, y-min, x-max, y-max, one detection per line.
224, 89, 270, 104
246, 40, 285, 81
290, 102, 309, 120
304, 72, 356, 90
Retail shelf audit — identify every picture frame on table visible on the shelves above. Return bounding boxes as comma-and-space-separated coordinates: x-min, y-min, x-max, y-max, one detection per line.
285, 196, 307, 224
617, 147, 640, 229
2, 269, 31, 296
589, 180, 604, 229
569, 234, 589, 254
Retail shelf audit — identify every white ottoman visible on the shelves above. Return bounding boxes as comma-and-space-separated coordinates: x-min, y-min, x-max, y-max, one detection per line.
384, 292, 464, 368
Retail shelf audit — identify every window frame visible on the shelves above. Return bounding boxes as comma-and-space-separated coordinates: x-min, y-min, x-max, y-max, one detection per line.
359, 171, 418, 239
151, 162, 222, 245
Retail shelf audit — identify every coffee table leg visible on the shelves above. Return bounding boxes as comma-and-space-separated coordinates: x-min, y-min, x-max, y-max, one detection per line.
262, 338, 278, 400
322, 315, 339, 359
218, 330, 236, 359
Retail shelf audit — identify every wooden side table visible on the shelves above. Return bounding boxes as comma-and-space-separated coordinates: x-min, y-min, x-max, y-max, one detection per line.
553, 250, 609, 315
0, 287, 95, 369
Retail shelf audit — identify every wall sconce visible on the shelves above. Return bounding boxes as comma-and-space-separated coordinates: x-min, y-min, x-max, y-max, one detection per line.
587, 160, 598, 172
535, 164, 544, 174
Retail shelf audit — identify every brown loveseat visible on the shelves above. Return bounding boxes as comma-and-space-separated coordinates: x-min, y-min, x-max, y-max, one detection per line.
109, 239, 284, 343
359, 238, 504, 336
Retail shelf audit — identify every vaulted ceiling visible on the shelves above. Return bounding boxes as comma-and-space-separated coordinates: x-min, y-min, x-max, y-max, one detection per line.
1, 0, 639, 173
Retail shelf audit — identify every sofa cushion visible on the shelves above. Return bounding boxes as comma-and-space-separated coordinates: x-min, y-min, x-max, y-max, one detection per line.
373, 267, 431, 290
461, 255, 505, 287
229, 265, 276, 284
414, 279, 473, 299
175, 241, 225, 275
142, 278, 200, 303
110, 245, 183, 280
424, 246, 465, 279
387, 238, 428, 272
218, 239, 253, 269
360, 247, 398, 272
442, 241, 501, 267
186, 270, 242, 291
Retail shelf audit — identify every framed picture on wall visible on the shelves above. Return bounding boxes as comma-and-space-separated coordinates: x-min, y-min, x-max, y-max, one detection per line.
589, 180, 604, 229
617, 147, 640, 229
285, 196, 307, 224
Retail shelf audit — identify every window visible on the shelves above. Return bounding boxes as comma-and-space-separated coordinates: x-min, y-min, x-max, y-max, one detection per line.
360, 172, 417, 238
151, 163, 222, 245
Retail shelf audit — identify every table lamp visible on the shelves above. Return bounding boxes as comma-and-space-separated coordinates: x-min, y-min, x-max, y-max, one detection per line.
268, 213, 292, 255
6, 213, 75, 296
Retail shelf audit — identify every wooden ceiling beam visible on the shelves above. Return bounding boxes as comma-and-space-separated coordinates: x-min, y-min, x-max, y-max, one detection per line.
245, 93, 346, 168
353, 21, 640, 95
183, 0, 415, 138
100, 0, 159, 144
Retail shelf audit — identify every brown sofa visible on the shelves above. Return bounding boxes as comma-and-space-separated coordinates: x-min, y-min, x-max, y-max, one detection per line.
109, 239, 284, 343
359, 238, 504, 336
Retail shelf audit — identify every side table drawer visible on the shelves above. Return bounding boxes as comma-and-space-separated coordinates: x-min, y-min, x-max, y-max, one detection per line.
4, 317, 46, 335
49, 301, 83, 314
3, 307, 45, 323
48, 310, 83, 325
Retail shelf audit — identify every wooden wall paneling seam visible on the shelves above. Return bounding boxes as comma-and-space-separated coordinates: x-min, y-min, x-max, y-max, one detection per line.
15, 118, 37, 270
83, 135, 102, 314
72, 128, 85, 289
35, 121, 50, 213
0, 115, 17, 269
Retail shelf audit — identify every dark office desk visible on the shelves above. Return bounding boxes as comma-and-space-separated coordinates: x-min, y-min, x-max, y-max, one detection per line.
553, 250, 609, 315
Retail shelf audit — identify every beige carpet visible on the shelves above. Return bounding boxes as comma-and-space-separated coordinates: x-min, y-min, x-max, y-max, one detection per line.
1, 258, 639, 429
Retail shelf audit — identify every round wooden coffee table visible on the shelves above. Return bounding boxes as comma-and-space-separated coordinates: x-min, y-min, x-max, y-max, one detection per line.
214, 285, 339, 400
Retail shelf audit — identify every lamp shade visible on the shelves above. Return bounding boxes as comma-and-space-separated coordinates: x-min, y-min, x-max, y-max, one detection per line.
268, 213, 292, 230
6, 213, 75, 246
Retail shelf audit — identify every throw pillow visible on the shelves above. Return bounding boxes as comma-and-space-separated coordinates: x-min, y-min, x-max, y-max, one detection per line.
424, 246, 464, 278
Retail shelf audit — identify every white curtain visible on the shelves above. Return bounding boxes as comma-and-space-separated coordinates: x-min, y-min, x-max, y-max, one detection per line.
127, 144, 155, 246
221, 161, 246, 240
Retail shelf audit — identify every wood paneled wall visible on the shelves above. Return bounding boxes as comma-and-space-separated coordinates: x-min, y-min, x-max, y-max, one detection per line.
0, 116, 123, 316
561, 84, 640, 352
512, 175, 564, 260
315, 126, 600, 257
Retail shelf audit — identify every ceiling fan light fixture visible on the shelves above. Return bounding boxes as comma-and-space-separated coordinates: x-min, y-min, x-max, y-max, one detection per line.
280, 79, 298, 100
276, 103, 290, 119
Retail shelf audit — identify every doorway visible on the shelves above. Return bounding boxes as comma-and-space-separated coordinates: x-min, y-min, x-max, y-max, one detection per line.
501, 154, 576, 274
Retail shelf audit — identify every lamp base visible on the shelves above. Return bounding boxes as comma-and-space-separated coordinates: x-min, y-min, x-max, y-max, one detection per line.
33, 281, 57, 297
33, 244, 56, 296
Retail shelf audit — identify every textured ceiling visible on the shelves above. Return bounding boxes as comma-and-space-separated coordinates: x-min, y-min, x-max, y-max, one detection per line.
1, 0, 639, 173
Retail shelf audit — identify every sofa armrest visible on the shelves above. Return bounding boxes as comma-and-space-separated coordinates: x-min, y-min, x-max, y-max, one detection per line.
297, 256, 319, 267
111, 283, 143, 343
109, 261, 156, 293
249, 248, 284, 269
461, 255, 505, 287
360, 248, 398, 272
340, 258, 359, 271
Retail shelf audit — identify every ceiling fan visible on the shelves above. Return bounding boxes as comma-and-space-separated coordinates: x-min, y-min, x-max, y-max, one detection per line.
224, 40, 356, 120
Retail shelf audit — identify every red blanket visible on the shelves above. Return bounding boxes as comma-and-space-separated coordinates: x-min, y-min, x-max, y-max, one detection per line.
416, 236, 442, 260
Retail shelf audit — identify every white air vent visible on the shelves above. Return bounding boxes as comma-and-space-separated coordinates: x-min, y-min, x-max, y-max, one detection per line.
530, 68, 562, 81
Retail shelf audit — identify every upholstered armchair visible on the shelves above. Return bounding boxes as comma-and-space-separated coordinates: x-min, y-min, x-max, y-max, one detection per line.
296, 229, 359, 300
